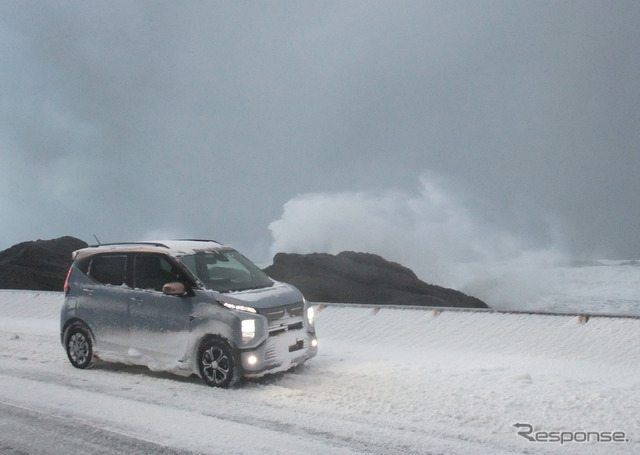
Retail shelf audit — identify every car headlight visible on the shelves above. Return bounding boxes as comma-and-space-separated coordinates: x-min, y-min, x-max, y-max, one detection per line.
306, 306, 315, 327
219, 301, 257, 314
241, 319, 256, 343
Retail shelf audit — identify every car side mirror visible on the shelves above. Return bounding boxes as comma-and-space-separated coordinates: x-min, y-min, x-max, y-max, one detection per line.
163, 282, 186, 296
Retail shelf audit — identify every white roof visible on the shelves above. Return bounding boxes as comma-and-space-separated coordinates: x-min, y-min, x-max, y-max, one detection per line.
73, 239, 225, 260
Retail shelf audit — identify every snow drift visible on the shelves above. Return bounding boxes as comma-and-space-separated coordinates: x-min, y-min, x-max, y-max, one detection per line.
0, 290, 638, 454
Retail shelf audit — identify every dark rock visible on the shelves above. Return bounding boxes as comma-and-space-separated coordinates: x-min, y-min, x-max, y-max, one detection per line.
264, 251, 488, 308
0, 238, 487, 308
0, 237, 88, 291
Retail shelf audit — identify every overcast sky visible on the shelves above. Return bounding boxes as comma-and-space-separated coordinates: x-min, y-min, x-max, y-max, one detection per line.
1, 1, 639, 278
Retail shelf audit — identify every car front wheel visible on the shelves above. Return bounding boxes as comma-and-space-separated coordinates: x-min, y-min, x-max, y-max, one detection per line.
197, 338, 239, 388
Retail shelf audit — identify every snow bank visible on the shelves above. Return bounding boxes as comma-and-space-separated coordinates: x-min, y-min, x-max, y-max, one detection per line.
316, 304, 640, 367
0, 290, 60, 336
0, 290, 638, 367
1, 290, 639, 454
0, 290, 62, 319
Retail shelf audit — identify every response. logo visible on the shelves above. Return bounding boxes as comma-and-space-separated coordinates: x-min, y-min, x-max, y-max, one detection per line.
513, 423, 630, 445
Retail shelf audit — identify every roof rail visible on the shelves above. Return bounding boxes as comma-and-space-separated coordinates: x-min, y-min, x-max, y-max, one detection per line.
172, 239, 221, 244
88, 242, 170, 248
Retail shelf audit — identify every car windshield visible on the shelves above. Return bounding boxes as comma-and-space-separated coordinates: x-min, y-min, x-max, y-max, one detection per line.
177, 249, 273, 292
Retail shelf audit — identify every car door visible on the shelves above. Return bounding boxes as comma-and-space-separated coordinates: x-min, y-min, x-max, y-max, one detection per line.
79, 253, 130, 355
128, 253, 193, 363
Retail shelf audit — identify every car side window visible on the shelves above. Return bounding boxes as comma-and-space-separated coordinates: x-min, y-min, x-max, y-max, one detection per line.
134, 254, 182, 292
88, 255, 127, 286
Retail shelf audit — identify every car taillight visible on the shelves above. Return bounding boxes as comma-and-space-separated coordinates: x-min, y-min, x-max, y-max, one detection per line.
64, 267, 72, 294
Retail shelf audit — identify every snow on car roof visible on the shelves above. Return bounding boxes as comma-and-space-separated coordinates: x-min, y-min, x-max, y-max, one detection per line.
73, 239, 226, 260
157, 239, 226, 255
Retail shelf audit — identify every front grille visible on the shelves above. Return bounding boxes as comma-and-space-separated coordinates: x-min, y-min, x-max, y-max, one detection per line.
269, 321, 304, 337
260, 301, 304, 322
263, 338, 306, 361
287, 321, 303, 331
264, 342, 278, 361
257, 301, 305, 336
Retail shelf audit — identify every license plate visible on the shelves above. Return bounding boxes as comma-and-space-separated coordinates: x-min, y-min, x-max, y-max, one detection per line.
288, 339, 304, 352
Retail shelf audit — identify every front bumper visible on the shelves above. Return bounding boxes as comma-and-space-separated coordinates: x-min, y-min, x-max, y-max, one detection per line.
240, 329, 318, 377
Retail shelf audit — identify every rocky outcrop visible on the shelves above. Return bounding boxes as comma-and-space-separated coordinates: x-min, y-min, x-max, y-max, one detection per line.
264, 251, 488, 308
0, 237, 88, 291
0, 238, 488, 308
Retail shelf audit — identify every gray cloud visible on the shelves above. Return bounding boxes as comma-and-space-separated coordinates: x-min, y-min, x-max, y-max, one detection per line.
1, 1, 639, 263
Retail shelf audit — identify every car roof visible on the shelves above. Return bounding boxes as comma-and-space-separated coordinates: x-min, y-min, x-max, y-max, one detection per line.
73, 239, 226, 261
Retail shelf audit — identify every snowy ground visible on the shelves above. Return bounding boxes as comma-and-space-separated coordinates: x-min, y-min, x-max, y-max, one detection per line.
0, 290, 639, 454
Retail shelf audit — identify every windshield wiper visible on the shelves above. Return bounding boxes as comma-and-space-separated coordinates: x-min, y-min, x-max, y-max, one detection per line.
221, 283, 273, 293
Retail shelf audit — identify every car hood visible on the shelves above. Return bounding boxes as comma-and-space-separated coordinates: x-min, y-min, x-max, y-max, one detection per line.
211, 281, 304, 310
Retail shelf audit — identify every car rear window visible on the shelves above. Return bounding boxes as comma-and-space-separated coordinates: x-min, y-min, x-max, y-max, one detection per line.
88, 255, 127, 286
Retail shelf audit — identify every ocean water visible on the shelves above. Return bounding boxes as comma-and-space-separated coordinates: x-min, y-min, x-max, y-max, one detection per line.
528, 260, 640, 316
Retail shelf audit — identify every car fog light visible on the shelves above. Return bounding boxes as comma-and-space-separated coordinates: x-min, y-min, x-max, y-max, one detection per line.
247, 355, 258, 366
311, 338, 318, 348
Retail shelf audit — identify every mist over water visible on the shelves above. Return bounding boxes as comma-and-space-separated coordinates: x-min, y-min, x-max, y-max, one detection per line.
268, 174, 569, 309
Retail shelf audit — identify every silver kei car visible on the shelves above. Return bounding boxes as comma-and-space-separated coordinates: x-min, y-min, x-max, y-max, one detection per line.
60, 240, 318, 387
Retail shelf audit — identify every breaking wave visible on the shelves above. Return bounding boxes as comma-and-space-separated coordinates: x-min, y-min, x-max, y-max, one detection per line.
268, 173, 569, 309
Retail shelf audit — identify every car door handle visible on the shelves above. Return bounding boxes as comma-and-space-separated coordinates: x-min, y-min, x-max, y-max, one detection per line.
130, 297, 144, 305
82, 288, 94, 296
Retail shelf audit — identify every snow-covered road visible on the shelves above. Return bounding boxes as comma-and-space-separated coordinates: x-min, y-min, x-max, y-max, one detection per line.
0, 290, 639, 454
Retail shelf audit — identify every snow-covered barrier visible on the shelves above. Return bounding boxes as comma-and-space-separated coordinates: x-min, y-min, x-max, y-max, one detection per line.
1, 290, 639, 367
0, 290, 62, 319
315, 303, 640, 367
0, 290, 61, 336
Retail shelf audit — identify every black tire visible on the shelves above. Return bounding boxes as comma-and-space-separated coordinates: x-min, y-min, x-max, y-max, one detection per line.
197, 338, 240, 388
64, 324, 94, 369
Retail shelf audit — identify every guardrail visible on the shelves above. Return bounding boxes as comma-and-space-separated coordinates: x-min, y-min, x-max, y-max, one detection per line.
313, 302, 640, 320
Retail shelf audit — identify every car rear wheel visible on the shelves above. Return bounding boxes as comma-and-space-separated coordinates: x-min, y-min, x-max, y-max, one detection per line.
197, 338, 239, 388
65, 324, 94, 369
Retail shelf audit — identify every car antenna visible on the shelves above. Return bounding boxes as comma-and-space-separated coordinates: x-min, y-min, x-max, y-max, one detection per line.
93, 234, 102, 245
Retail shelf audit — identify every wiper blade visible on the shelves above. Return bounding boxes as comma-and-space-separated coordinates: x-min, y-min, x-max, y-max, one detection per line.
222, 283, 273, 293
